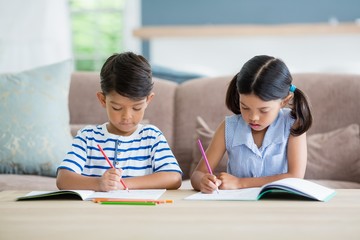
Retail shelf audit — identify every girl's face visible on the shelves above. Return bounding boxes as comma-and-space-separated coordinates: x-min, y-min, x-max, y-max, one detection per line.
239, 93, 289, 132
97, 91, 154, 136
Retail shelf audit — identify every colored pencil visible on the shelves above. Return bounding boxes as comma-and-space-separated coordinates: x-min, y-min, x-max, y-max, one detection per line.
97, 144, 129, 192
92, 198, 173, 204
197, 139, 219, 193
100, 201, 156, 206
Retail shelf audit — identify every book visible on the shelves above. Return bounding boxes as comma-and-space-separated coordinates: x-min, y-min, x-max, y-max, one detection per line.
185, 178, 336, 202
16, 189, 166, 201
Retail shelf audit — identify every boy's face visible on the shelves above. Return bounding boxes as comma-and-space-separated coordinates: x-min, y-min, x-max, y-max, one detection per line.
97, 91, 154, 136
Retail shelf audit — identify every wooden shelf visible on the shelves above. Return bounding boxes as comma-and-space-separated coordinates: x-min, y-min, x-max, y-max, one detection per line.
133, 23, 360, 39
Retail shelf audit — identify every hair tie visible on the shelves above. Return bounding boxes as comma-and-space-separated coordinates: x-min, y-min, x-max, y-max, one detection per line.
289, 84, 297, 93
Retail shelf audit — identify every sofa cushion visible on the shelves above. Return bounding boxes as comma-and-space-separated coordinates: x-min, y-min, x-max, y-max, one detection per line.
190, 116, 228, 177
0, 60, 73, 177
0, 174, 57, 191
174, 76, 232, 178
292, 74, 360, 136
309, 179, 360, 189
305, 124, 360, 183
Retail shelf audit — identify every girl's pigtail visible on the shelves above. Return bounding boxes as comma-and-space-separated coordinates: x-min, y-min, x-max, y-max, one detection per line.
226, 74, 241, 114
290, 88, 313, 136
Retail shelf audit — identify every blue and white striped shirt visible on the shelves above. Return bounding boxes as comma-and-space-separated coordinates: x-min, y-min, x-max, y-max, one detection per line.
58, 123, 182, 178
225, 108, 295, 178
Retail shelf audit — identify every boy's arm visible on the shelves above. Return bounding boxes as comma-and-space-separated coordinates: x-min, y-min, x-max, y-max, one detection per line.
56, 168, 123, 192
121, 172, 182, 190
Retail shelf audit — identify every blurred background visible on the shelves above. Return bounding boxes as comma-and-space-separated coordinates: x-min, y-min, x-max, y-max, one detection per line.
0, 0, 359, 80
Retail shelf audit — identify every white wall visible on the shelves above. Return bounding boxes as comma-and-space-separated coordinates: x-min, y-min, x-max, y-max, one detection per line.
150, 34, 360, 77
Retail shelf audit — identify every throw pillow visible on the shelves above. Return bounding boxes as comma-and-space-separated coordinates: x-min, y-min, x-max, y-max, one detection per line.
305, 124, 360, 183
0, 60, 73, 177
190, 116, 228, 177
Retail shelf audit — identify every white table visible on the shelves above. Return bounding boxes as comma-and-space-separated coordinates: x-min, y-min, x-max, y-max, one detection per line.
0, 189, 359, 240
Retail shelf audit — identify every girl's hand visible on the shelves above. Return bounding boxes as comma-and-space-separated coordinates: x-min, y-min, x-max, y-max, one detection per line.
99, 168, 123, 192
200, 173, 222, 193
217, 172, 241, 189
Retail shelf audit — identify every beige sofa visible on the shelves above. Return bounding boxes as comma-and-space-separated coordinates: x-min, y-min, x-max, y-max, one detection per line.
1, 72, 359, 190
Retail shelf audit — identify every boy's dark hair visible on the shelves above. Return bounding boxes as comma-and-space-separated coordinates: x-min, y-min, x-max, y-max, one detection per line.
100, 52, 153, 100
226, 55, 312, 136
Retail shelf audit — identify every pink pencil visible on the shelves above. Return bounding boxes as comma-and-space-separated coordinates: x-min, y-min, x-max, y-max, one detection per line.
197, 139, 219, 193
97, 144, 129, 192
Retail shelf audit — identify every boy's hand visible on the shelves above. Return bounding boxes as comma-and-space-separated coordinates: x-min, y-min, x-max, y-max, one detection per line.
200, 173, 222, 193
99, 168, 123, 192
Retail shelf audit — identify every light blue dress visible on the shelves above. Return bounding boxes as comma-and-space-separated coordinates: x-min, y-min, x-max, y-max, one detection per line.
225, 108, 295, 178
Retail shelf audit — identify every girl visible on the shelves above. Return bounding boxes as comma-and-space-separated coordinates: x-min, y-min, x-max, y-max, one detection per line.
191, 55, 312, 193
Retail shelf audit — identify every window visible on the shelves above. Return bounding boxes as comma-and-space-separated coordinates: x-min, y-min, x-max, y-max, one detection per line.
69, 0, 126, 71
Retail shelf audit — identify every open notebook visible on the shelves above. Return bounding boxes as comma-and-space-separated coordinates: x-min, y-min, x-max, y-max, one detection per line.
16, 189, 166, 201
185, 178, 336, 202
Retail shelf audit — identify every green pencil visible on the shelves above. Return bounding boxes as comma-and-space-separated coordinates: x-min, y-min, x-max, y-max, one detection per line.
100, 201, 156, 206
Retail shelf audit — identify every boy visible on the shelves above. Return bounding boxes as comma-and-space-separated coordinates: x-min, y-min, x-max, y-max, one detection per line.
57, 52, 182, 191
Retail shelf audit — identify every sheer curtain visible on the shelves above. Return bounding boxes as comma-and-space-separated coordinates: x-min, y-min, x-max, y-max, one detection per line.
0, 0, 72, 73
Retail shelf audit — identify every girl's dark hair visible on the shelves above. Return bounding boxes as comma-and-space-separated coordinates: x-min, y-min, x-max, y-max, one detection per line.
100, 52, 153, 100
225, 55, 312, 136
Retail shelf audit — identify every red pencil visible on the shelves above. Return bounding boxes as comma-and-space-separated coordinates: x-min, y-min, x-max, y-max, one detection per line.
97, 144, 129, 192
